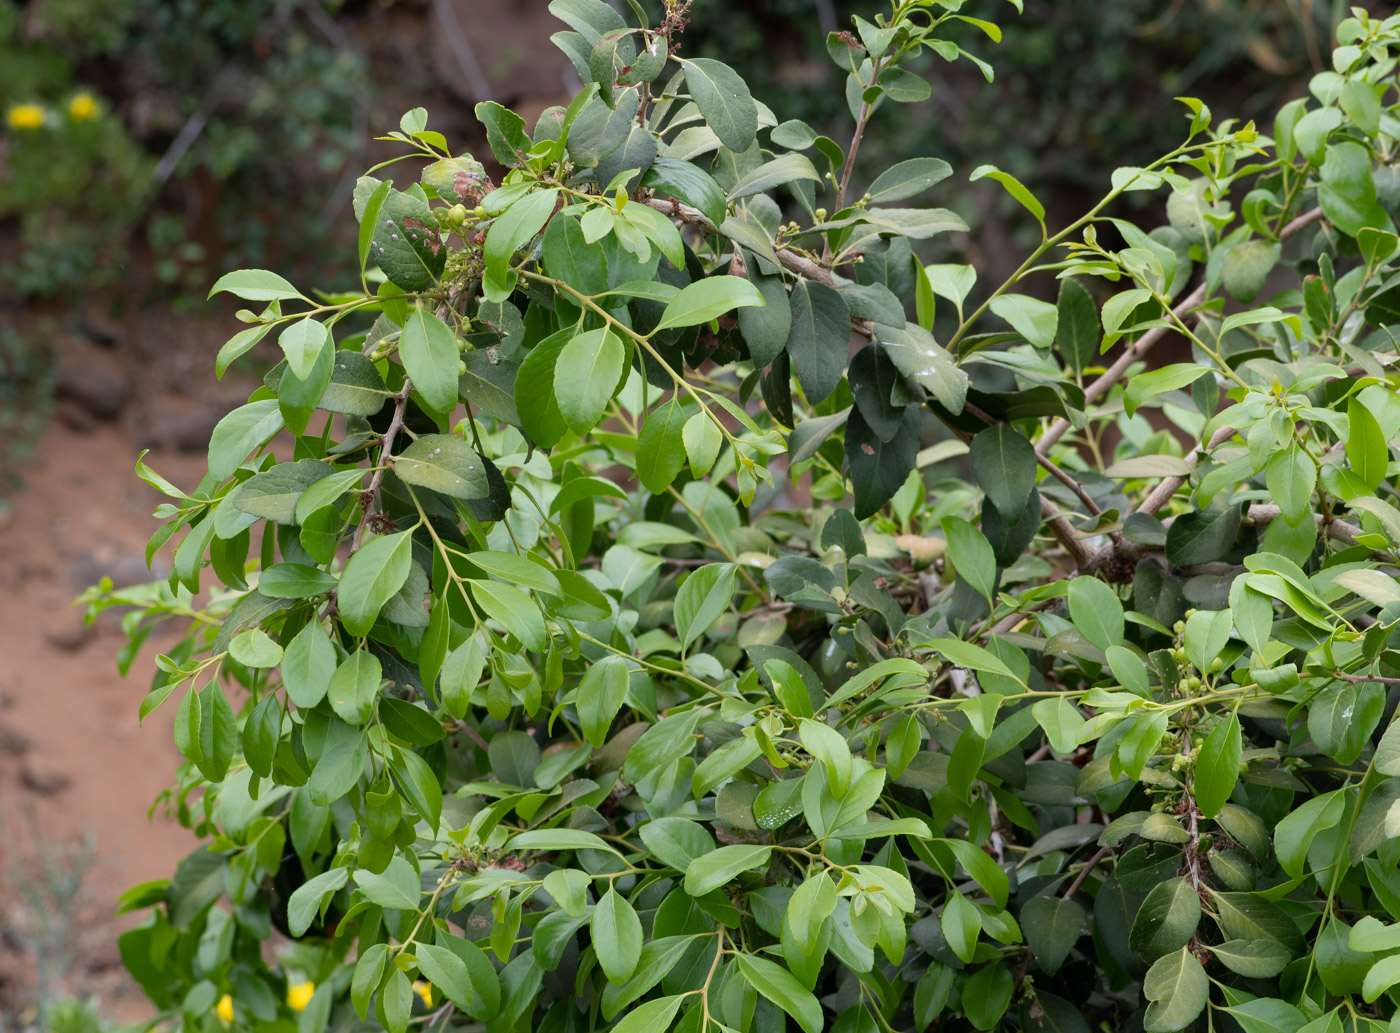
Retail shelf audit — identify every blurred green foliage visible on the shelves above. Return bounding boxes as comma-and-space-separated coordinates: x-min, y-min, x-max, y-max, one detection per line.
0, 0, 368, 299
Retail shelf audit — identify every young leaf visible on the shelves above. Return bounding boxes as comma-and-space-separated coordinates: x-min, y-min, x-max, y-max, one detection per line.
674, 562, 738, 650
554, 328, 624, 434
655, 276, 766, 331
399, 307, 461, 414
591, 887, 643, 984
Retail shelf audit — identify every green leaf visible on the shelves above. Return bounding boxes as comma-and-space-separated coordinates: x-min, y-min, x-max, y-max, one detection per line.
416, 943, 477, 1014
242, 694, 281, 778
394, 434, 491, 501
798, 718, 852, 796
684, 844, 772, 896
642, 157, 728, 227
1124, 364, 1211, 418
656, 275, 766, 331
942, 889, 981, 963
327, 648, 382, 725
1347, 397, 1388, 492
611, 995, 685, 1033
592, 887, 643, 984
786, 279, 850, 406
1194, 714, 1241, 818
282, 622, 337, 709
636, 398, 688, 494
196, 683, 237, 783
471, 579, 546, 650
209, 269, 306, 302
1209, 939, 1291, 979
1129, 878, 1201, 962
679, 57, 758, 153
674, 562, 738, 650
230, 460, 334, 524
279, 318, 330, 381
1032, 698, 1084, 755
1363, 955, 1400, 1004
682, 412, 723, 478
1265, 445, 1315, 526
257, 563, 337, 599
287, 868, 348, 937
970, 424, 1037, 524
543, 214, 609, 297
208, 401, 285, 483
1221, 240, 1281, 304
577, 655, 629, 747
989, 292, 1057, 347
229, 628, 283, 668
943, 516, 997, 606
354, 855, 420, 910
338, 531, 414, 637
475, 99, 532, 165
1319, 141, 1384, 238
507, 829, 617, 855
484, 188, 560, 295
373, 191, 447, 292
307, 717, 367, 805
1274, 789, 1344, 879
399, 308, 461, 414
1022, 895, 1086, 975
734, 953, 823, 1033
1055, 279, 1099, 377
729, 153, 822, 201
639, 818, 716, 873
1165, 505, 1241, 565
216, 323, 275, 379
847, 406, 920, 520
867, 158, 953, 204
971, 165, 1045, 223
294, 468, 366, 523
554, 328, 624, 434
787, 873, 839, 952
1067, 577, 1124, 652
352, 943, 388, 1018
1143, 948, 1208, 1032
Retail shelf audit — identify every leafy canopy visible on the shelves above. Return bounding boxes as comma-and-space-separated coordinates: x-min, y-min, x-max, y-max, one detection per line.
85, 3, 1400, 1033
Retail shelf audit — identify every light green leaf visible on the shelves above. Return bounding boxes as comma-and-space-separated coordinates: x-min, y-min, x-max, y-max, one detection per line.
655, 275, 766, 331
674, 562, 738, 650
684, 844, 772, 896
338, 531, 413, 637
554, 328, 624, 434
592, 887, 643, 984
1143, 948, 1208, 1032
399, 308, 461, 413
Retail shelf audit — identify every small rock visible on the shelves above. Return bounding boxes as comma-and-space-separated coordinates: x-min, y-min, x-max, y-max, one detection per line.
46, 616, 94, 653
20, 760, 71, 796
0, 724, 32, 754
57, 341, 128, 420
144, 397, 222, 453
56, 399, 98, 433
82, 300, 124, 346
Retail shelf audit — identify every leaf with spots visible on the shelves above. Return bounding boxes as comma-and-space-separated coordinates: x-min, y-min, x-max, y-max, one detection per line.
371, 190, 446, 292
393, 434, 490, 501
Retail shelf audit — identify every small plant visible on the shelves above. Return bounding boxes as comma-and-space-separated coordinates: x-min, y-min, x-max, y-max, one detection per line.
90, 2, 1400, 1032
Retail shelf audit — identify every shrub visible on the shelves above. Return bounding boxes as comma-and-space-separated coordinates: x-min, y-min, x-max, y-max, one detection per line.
88, 2, 1400, 1032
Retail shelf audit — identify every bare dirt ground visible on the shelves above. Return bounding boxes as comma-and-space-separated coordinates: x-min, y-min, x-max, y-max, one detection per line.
0, 412, 218, 1020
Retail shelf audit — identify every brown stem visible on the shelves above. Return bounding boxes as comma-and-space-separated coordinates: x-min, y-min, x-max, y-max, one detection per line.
1037, 453, 1102, 516
1062, 846, 1113, 900
1136, 424, 1238, 516
349, 378, 412, 553
1334, 670, 1400, 686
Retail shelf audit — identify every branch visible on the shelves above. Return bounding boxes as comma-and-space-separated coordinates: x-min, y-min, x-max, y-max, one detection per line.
1136, 424, 1238, 516
1062, 846, 1113, 900
349, 378, 412, 553
1036, 206, 1323, 458
644, 197, 875, 338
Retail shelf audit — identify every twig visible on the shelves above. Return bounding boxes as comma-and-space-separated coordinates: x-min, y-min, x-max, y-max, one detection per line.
1037, 453, 1102, 516
1334, 670, 1400, 686
1136, 424, 1237, 516
349, 379, 413, 553
1062, 846, 1113, 900
644, 197, 875, 338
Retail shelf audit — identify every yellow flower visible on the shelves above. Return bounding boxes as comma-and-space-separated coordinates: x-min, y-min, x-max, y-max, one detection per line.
68, 92, 99, 122
6, 105, 44, 130
413, 980, 434, 1008
287, 981, 315, 1012
214, 994, 234, 1023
